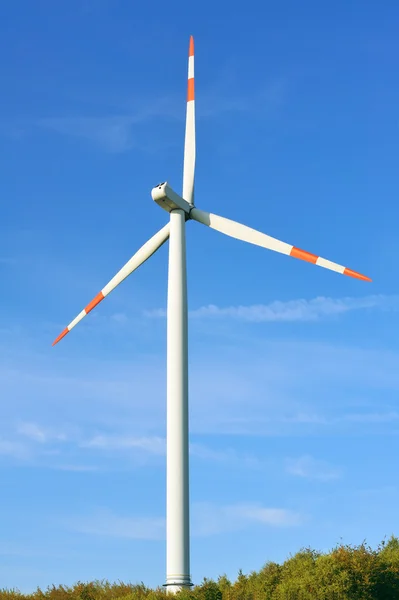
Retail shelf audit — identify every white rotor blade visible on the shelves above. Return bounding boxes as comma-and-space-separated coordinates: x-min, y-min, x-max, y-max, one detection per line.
190, 208, 371, 282
53, 223, 170, 346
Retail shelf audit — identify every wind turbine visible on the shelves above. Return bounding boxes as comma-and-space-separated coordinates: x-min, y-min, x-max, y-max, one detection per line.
52, 36, 371, 593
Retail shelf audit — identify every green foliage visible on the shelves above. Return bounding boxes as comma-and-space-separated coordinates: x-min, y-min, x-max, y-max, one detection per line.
1, 537, 399, 600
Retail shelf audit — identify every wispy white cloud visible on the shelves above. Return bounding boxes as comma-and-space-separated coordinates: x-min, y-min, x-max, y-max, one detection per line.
38, 116, 139, 153
2, 316, 399, 447
145, 294, 398, 323
0, 438, 30, 460
225, 503, 303, 527
339, 411, 399, 423
17, 422, 47, 443
66, 508, 165, 540
81, 435, 262, 469
51, 464, 101, 472
285, 455, 341, 481
0, 422, 93, 470
25, 73, 288, 153
1, 424, 65, 462
201, 410, 399, 437
282, 412, 399, 427
17, 421, 67, 444
2, 95, 178, 152
110, 312, 129, 324
191, 502, 304, 536
189, 443, 262, 469
281, 413, 328, 424
9, 410, 395, 471
196, 76, 289, 119
66, 501, 303, 540
81, 434, 165, 455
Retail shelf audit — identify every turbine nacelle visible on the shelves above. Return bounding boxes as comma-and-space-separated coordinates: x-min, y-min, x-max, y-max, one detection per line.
152, 182, 192, 215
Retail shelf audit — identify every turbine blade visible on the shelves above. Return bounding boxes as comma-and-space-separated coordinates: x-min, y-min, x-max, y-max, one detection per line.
183, 35, 195, 205
190, 208, 371, 282
52, 223, 170, 346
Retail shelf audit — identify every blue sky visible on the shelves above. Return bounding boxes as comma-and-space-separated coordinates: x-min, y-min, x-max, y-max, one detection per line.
1, 0, 399, 592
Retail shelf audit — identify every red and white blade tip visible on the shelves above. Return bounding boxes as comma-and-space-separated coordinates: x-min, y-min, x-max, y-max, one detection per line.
289, 246, 371, 281
52, 291, 105, 346
343, 268, 371, 282
187, 36, 195, 103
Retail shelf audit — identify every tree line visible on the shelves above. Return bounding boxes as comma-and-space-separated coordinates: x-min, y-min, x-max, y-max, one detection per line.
2, 536, 399, 600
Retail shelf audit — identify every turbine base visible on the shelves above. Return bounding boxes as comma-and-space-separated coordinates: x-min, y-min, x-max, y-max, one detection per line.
164, 577, 193, 595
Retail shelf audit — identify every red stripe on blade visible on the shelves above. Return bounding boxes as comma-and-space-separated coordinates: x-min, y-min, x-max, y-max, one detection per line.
52, 328, 69, 346
290, 247, 318, 264
189, 36, 194, 57
85, 291, 105, 314
343, 268, 372, 282
187, 78, 194, 102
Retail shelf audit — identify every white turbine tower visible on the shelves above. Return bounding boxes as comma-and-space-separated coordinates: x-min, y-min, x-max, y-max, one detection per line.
53, 36, 371, 593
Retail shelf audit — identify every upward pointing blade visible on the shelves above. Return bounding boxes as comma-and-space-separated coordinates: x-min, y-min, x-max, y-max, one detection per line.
182, 36, 195, 205
190, 208, 371, 282
52, 223, 170, 346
